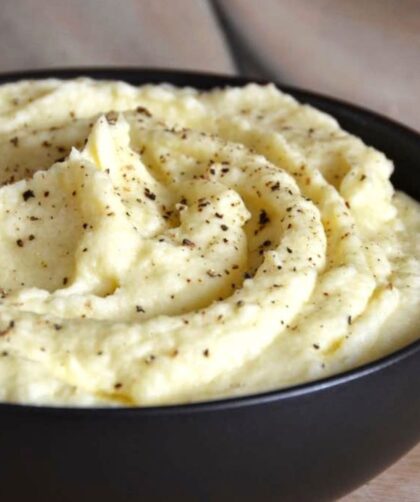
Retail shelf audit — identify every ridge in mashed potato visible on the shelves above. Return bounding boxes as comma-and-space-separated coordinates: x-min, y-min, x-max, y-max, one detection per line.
0, 78, 418, 406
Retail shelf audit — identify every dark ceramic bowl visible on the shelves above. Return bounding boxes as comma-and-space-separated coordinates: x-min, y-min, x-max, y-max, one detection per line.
0, 69, 419, 502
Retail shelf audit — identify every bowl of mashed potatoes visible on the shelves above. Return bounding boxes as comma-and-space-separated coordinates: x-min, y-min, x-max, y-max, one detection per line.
0, 69, 418, 502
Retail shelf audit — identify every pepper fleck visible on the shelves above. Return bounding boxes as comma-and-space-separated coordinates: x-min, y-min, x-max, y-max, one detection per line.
144, 188, 156, 201
105, 111, 118, 124
259, 209, 270, 225
136, 106, 152, 117
182, 238, 196, 248
22, 190, 35, 201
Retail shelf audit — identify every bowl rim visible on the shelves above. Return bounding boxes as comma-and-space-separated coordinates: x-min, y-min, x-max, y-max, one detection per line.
0, 66, 419, 416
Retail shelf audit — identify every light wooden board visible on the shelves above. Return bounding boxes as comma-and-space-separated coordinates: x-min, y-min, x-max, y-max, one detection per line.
342, 443, 420, 501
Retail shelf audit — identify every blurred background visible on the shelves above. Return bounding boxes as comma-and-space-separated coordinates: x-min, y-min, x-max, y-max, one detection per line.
1, 0, 419, 131
1, 1, 418, 499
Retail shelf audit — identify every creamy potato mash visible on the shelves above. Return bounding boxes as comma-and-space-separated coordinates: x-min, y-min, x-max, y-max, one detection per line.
0, 78, 418, 406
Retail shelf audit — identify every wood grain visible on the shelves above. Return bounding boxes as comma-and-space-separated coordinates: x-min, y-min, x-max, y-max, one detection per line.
342, 443, 420, 501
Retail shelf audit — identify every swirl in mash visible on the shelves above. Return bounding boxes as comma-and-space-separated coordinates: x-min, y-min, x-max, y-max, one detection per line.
0, 79, 418, 406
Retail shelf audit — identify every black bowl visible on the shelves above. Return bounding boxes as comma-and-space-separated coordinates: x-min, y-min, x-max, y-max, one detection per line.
0, 68, 419, 502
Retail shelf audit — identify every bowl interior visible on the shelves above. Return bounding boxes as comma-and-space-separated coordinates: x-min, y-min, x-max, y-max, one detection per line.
0, 67, 418, 413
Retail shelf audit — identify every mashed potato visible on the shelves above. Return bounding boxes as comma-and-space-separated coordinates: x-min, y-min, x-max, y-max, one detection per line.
0, 78, 418, 406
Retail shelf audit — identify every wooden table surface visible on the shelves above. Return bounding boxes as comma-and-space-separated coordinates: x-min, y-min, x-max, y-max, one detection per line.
0, 1, 418, 499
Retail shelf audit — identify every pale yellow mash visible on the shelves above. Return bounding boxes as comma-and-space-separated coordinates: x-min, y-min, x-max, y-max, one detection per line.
0, 79, 418, 406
